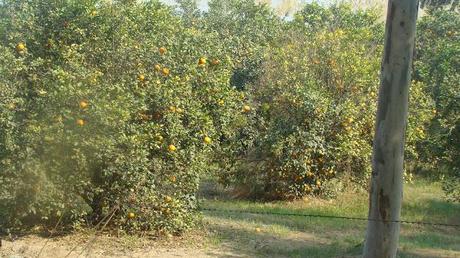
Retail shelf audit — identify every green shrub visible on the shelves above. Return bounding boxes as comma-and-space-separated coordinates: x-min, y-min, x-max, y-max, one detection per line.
414, 9, 459, 200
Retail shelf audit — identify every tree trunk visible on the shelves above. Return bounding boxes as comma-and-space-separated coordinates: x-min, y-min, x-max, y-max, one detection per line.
363, 1, 419, 258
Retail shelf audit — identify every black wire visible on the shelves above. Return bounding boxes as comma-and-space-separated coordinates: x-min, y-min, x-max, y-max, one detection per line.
200, 207, 460, 228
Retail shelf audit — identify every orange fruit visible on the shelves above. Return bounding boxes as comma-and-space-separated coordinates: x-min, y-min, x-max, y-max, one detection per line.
128, 212, 135, 219
169, 175, 176, 182
138, 74, 145, 82
169, 106, 176, 112
76, 119, 85, 126
79, 100, 88, 109
218, 99, 224, 106
198, 57, 206, 66
16, 42, 25, 52
159, 47, 167, 55
162, 67, 170, 76
154, 64, 161, 71
211, 59, 220, 65
204, 136, 212, 144
168, 144, 176, 152
243, 105, 251, 113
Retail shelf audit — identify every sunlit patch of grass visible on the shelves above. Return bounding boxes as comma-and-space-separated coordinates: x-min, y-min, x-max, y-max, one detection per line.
201, 179, 460, 257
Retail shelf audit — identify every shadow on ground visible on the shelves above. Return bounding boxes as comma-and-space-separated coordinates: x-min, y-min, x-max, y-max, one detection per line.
200, 181, 460, 258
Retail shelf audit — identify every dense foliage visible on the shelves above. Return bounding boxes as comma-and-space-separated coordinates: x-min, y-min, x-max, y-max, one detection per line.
0, 0, 247, 233
414, 9, 460, 201
0, 0, 457, 234
215, 4, 433, 200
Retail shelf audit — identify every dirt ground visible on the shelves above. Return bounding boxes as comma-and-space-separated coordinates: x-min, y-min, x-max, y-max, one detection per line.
1, 224, 459, 258
0, 232, 244, 258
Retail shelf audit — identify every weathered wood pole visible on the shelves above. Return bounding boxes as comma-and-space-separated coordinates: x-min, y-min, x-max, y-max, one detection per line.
363, 1, 419, 258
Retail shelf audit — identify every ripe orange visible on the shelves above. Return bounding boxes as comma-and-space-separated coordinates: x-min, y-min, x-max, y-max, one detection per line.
164, 196, 173, 203
169, 175, 176, 182
168, 144, 177, 152
159, 47, 167, 55
154, 64, 161, 71
16, 42, 25, 52
198, 57, 206, 66
243, 105, 251, 113
169, 106, 176, 112
204, 136, 212, 144
79, 100, 88, 109
138, 74, 145, 82
162, 67, 170, 76
128, 212, 135, 219
76, 119, 85, 126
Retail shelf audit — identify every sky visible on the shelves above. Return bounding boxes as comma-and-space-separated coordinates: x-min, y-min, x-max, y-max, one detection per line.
159, 0, 317, 12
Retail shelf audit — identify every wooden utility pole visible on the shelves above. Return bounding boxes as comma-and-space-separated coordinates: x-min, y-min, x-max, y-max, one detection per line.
363, 1, 419, 258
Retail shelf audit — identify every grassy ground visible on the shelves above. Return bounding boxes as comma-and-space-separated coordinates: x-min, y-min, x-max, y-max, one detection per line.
200, 180, 460, 257
1, 180, 459, 257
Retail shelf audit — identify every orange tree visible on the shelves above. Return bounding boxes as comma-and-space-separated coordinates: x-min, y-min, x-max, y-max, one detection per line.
203, 0, 284, 91
0, 0, 246, 233
414, 9, 460, 201
217, 4, 434, 200
194, 0, 285, 183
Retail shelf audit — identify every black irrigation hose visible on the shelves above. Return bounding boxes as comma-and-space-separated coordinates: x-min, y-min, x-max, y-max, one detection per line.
200, 207, 460, 228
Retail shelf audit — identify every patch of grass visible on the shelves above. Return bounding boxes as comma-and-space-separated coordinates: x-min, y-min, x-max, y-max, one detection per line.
201, 179, 460, 257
